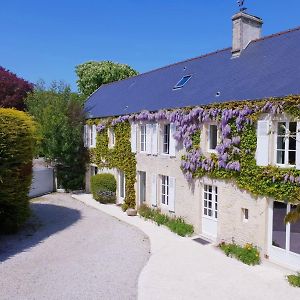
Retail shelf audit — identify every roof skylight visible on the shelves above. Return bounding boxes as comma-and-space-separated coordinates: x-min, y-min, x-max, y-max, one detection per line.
173, 75, 192, 90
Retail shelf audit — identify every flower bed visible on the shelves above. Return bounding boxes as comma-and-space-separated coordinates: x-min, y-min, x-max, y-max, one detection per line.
219, 242, 261, 265
138, 204, 194, 237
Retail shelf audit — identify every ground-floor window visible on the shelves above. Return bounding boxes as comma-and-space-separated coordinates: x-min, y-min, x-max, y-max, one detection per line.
139, 171, 146, 203
161, 175, 169, 205
203, 185, 218, 219
272, 201, 300, 255
119, 171, 125, 199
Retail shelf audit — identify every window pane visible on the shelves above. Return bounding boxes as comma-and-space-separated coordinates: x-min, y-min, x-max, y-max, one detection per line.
204, 208, 207, 216
209, 125, 218, 150
208, 193, 212, 201
209, 186, 212, 193
204, 200, 207, 208
277, 137, 285, 150
288, 151, 296, 165
289, 122, 297, 134
290, 205, 300, 255
277, 122, 286, 135
289, 137, 296, 151
208, 210, 212, 217
276, 150, 285, 164
272, 202, 287, 249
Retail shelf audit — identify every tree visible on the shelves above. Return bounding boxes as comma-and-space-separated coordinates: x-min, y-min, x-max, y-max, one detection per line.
75, 61, 138, 96
0, 66, 33, 110
25, 81, 87, 190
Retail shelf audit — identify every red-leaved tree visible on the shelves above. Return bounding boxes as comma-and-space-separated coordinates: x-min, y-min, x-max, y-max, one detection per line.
0, 66, 33, 110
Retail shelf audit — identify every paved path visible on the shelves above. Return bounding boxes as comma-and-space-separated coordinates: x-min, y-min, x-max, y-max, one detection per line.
0, 194, 150, 300
73, 194, 300, 300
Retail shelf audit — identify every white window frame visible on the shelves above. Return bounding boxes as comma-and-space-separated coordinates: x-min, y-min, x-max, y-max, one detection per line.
119, 171, 126, 200
208, 124, 219, 152
140, 124, 147, 153
274, 121, 297, 167
161, 175, 169, 206
203, 185, 218, 220
139, 171, 146, 204
162, 124, 170, 155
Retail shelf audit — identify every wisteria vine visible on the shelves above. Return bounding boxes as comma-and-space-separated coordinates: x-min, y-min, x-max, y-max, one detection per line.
92, 96, 300, 204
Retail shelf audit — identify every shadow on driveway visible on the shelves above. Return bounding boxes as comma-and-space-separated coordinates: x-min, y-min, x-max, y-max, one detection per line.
0, 203, 81, 262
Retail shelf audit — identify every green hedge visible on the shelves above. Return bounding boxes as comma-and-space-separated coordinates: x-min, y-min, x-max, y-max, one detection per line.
0, 108, 36, 233
91, 173, 117, 204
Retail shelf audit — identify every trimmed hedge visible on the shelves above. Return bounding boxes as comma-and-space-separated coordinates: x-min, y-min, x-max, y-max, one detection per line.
0, 108, 36, 233
91, 173, 117, 204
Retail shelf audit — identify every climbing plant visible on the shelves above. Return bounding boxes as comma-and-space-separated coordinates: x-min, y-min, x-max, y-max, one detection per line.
90, 95, 300, 221
91, 121, 136, 211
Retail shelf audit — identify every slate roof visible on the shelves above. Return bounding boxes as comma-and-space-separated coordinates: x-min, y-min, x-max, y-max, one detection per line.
85, 26, 300, 119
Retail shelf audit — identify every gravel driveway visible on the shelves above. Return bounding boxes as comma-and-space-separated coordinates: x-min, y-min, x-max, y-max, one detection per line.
0, 193, 150, 300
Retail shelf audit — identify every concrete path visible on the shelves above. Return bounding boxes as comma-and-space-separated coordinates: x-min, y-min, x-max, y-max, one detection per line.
73, 194, 300, 300
0, 194, 150, 300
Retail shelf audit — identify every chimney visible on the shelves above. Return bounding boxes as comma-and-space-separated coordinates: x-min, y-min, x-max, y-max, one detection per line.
232, 12, 263, 58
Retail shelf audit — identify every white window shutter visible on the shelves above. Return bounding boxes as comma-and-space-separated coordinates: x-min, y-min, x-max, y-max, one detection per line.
92, 125, 97, 147
131, 123, 137, 153
296, 122, 300, 169
168, 177, 176, 212
87, 125, 91, 148
146, 124, 152, 155
151, 174, 157, 207
152, 124, 158, 155
256, 120, 270, 166
169, 123, 177, 157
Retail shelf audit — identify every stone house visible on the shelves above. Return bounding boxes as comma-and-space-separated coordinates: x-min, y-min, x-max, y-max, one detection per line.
84, 10, 300, 270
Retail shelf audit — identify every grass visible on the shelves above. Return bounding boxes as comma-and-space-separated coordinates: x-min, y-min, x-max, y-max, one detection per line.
287, 273, 300, 287
219, 242, 261, 265
138, 204, 194, 237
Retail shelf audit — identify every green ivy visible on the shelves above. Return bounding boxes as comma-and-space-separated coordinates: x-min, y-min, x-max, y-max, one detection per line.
91, 121, 136, 210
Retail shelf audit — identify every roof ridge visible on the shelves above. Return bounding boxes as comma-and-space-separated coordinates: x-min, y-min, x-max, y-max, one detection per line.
97, 47, 231, 90
251, 25, 300, 44
88, 25, 300, 94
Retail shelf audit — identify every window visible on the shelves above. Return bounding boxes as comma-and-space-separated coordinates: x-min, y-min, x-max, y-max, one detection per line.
208, 124, 218, 151
161, 175, 169, 205
163, 124, 170, 154
119, 171, 125, 199
139, 171, 146, 203
173, 75, 192, 89
272, 201, 300, 255
276, 121, 297, 165
242, 208, 249, 222
203, 185, 218, 219
108, 128, 115, 148
140, 125, 147, 152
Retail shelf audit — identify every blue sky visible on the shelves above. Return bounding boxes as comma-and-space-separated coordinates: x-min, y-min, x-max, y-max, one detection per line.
1, 0, 299, 91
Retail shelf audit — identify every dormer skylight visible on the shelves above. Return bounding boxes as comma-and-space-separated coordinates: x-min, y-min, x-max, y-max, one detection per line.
173, 75, 192, 90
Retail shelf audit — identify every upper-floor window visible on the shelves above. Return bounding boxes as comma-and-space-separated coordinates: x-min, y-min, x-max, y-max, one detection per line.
161, 175, 169, 205
163, 124, 170, 154
276, 121, 297, 166
140, 125, 147, 152
108, 128, 115, 148
208, 124, 218, 151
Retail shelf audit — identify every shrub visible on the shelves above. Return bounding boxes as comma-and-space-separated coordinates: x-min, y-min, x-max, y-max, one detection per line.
0, 108, 36, 233
138, 204, 194, 237
166, 217, 194, 237
219, 242, 261, 265
287, 273, 300, 287
90, 173, 117, 204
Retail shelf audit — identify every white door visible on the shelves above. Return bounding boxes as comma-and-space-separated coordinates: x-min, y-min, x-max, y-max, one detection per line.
118, 171, 125, 204
139, 171, 146, 205
202, 184, 218, 240
268, 201, 300, 271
